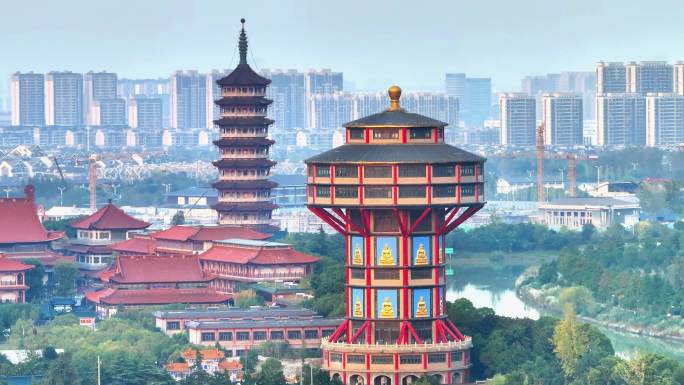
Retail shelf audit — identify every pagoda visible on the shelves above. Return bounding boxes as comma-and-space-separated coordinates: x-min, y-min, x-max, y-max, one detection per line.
306, 86, 486, 385
211, 19, 278, 233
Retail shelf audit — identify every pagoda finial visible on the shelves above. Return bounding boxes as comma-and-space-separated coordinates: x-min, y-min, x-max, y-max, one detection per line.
388, 85, 402, 111
239, 18, 248, 65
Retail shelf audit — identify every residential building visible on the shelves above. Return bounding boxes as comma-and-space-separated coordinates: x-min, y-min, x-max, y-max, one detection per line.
11, 72, 44, 126
539, 197, 640, 230
308, 92, 354, 129
262, 69, 306, 130
206, 69, 231, 129
84, 71, 117, 125
675, 62, 684, 96
0, 257, 33, 303
170, 70, 207, 129
90, 98, 126, 126
596, 93, 646, 146
44, 71, 83, 126
464, 78, 492, 126
499, 93, 536, 146
128, 97, 162, 129
596, 62, 627, 94
626, 61, 673, 95
542, 93, 583, 145
166, 348, 242, 381
305, 69, 343, 127
646, 93, 684, 146
445, 73, 466, 100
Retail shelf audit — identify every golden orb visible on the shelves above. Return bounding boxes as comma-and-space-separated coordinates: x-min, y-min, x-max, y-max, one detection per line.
388, 85, 402, 110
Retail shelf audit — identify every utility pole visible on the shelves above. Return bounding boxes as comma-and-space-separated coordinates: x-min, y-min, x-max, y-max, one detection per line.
97, 355, 101, 385
57, 186, 66, 206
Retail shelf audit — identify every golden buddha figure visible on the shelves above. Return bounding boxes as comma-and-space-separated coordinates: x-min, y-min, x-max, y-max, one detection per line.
415, 243, 428, 265
379, 243, 394, 266
354, 296, 363, 317
380, 297, 395, 318
415, 296, 428, 317
353, 245, 362, 265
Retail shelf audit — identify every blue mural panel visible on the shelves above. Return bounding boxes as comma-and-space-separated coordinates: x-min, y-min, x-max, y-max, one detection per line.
376, 289, 398, 319
375, 236, 397, 266
350, 236, 364, 265
351, 288, 365, 318
412, 236, 431, 266
413, 288, 432, 318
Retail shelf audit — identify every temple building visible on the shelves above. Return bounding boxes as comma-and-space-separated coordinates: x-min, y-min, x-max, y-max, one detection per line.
150, 225, 270, 255
211, 19, 279, 232
85, 254, 230, 317
199, 239, 320, 293
306, 86, 485, 385
67, 201, 150, 271
0, 185, 69, 270
0, 256, 33, 303
166, 348, 243, 382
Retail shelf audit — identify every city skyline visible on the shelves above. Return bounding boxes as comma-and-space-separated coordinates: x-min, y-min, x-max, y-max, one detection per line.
2, 0, 684, 96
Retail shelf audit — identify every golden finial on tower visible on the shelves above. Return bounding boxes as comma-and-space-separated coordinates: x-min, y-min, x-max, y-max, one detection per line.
388, 85, 402, 111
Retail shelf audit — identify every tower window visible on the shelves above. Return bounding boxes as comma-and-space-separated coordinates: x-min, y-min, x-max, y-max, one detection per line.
373, 129, 399, 140
433, 185, 456, 198
409, 128, 432, 139
433, 164, 456, 177
398, 186, 426, 198
349, 128, 364, 139
398, 165, 426, 178
335, 166, 358, 178
335, 186, 358, 198
315, 166, 331, 177
364, 166, 392, 178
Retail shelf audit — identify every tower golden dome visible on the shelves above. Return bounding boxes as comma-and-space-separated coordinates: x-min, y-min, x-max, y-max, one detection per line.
388, 85, 402, 110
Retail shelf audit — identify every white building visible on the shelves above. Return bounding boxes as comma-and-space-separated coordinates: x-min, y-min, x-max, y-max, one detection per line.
45, 71, 83, 126
499, 93, 536, 146
542, 93, 583, 146
539, 197, 640, 230
596, 93, 646, 146
11, 72, 44, 126
645, 93, 684, 147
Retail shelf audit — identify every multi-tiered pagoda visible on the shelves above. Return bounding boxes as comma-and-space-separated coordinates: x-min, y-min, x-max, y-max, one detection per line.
306, 86, 485, 385
212, 19, 278, 232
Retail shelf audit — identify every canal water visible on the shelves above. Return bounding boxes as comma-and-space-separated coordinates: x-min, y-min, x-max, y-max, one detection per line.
445, 266, 684, 362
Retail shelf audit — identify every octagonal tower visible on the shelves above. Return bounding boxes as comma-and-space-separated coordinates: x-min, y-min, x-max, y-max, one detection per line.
306, 86, 485, 385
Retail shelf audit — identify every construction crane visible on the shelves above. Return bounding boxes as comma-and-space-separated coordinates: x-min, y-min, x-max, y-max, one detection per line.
536, 122, 545, 203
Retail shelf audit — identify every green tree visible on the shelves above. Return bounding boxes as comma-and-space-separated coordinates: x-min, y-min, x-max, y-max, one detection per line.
240, 349, 259, 374
233, 289, 263, 308
53, 262, 78, 296
256, 358, 286, 385
41, 352, 80, 385
553, 304, 588, 381
23, 259, 45, 301
171, 211, 185, 226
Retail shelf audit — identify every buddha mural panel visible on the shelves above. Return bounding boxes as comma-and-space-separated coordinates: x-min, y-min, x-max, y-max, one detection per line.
376, 289, 398, 319
351, 236, 364, 265
413, 288, 432, 318
411, 236, 431, 266
351, 288, 365, 318
375, 237, 398, 266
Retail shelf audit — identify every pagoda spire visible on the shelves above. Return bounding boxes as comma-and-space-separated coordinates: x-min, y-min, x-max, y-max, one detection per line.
239, 18, 248, 65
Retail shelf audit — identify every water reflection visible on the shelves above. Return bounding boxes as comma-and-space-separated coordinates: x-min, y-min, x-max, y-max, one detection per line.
446, 266, 684, 362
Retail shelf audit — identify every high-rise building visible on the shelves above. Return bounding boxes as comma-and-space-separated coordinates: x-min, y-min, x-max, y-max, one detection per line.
596, 93, 646, 146
464, 78, 492, 126
446, 74, 492, 127
118, 78, 170, 128
596, 62, 627, 94
354, 92, 386, 118
85, 71, 118, 125
499, 93, 536, 146
675, 62, 684, 96
91, 98, 126, 126
10, 72, 44, 126
542, 93, 583, 146
305, 69, 343, 127
626, 61, 673, 95
646, 93, 684, 147
128, 97, 163, 129
45, 71, 84, 126
309, 92, 355, 130
307, 85, 483, 384
170, 70, 207, 129
262, 69, 306, 130
445, 73, 466, 99
402, 93, 459, 128
211, 19, 278, 232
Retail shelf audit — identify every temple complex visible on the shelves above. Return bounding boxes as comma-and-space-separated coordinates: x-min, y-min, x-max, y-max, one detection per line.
306, 86, 486, 385
211, 19, 279, 232
0, 256, 33, 303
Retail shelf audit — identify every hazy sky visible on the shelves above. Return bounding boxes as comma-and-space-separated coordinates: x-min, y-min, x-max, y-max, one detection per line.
2, 0, 684, 93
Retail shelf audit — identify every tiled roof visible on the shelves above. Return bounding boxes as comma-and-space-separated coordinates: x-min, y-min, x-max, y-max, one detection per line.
306, 143, 485, 164
84, 287, 231, 306
216, 63, 271, 86
213, 137, 275, 147
0, 185, 64, 244
65, 244, 111, 255
70, 203, 150, 230
181, 348, 225, 360
214, 116, 275, 127
110, 236, 158, 255
185, 317, 343, 330
151, 225, 270, 242
219, 360, 243, 370
211, 202, 279, 212
0, 256, 33, 272
101, 255, 212, 284
153, 307, 318, 320
200, 244, 320, 265
166, 362, 189, 373
3, 250, 72, 267
343, 108, 447, 128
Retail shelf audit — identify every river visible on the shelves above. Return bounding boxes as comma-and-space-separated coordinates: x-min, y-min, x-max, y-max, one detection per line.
446, 266, 684, 362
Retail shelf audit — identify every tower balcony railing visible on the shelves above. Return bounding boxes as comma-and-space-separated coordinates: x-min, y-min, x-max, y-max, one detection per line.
220, 154, 270, 159
321, 337, 472, 354
307, 194, 484, 207
218, 197, 272, 203
220, 111, 267, 118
